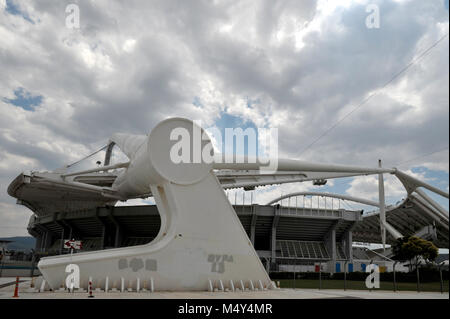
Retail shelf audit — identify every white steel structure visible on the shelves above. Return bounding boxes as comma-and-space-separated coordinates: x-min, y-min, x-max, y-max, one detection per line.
8, 118, 449, 291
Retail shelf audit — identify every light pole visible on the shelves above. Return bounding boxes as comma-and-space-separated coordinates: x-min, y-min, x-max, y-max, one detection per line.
293, 260, 296, 290
393, 261, 398, 292
416, 260, 421, 293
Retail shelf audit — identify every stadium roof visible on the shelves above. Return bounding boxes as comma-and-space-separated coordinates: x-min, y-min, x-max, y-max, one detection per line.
7, 127, 449, 249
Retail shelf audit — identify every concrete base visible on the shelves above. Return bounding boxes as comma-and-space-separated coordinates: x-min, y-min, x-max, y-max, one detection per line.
1, 277, 447, 299
1, 286, 448, 299
1, 290, 448, 299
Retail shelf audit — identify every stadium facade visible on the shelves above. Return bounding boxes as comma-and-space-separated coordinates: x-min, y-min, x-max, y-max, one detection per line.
6, 118, 449, 290
22, 198, 448, 274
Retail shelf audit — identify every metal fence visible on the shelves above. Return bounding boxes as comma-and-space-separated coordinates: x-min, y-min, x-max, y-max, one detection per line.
270, 261, 449, 293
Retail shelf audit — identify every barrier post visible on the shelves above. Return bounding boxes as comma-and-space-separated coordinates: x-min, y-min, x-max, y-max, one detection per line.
39, 279, 46, 292
208, 279, 213, 292
12, 276, 19, 298
319, 262, 322, 290
88, 280, 94, 298
105, 276, 109, 293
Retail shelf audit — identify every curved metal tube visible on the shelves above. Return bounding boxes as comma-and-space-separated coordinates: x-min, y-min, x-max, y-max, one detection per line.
266, 191, 381, 207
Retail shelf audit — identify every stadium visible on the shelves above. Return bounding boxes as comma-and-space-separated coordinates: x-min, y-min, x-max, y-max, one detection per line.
8, 183, 450, 275
0, 0, 449, 307
6, 118, 449, 286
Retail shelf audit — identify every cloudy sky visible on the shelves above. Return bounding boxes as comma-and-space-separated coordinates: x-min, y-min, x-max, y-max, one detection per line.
0, 0, 448, 237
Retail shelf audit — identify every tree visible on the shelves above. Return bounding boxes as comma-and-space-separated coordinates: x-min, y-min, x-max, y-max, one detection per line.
392, 236, 438, 271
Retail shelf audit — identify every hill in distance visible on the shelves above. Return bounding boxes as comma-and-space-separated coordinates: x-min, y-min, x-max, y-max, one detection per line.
0, 236, 35, 252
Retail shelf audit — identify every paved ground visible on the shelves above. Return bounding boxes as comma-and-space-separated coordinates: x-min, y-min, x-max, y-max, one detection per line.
0, 277, 22, 285
0, 277, 448, 299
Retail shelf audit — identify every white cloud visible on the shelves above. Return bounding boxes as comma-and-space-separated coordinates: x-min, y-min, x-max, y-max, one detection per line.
0, 0, 448, 236
345, 168, 432, 202
346, 174, 407, 201
115, 198, 155, 206
122, 38, 137, 53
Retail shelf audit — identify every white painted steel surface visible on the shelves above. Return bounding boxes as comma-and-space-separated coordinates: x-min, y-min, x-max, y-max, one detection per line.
6, 117, 447, 291
38, 118, 272, 291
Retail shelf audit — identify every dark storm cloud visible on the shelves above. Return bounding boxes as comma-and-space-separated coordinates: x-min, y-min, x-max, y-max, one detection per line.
0, 0, 448, 236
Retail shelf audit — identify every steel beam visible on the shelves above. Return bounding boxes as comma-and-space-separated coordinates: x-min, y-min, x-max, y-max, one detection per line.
250, 205, 257, 246
271, 207, 280, 262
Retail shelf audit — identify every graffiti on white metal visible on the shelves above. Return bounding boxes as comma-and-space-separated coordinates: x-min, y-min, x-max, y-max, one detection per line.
208, 254, 233, 273
118, 258, 157, 272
